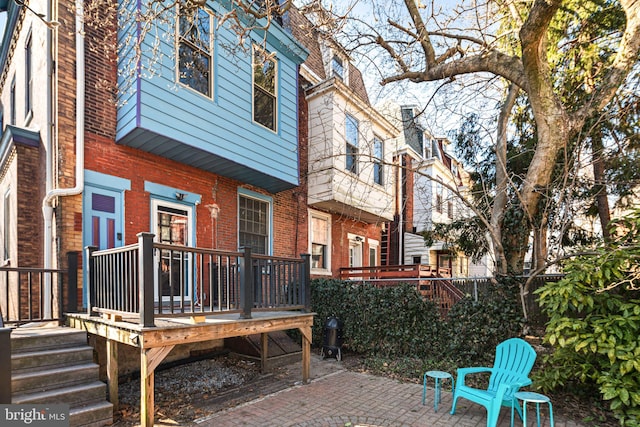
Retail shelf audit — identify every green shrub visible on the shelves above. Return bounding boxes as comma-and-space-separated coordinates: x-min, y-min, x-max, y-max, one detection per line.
442, 275, 523, 366
535, 209, 640, 426
310, 276, 524, 369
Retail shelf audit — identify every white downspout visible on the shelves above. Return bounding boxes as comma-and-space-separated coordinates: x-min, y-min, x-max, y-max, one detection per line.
42, 0, 85, 317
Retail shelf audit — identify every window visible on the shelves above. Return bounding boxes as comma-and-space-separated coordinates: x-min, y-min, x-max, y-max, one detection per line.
3, 190, 10, 261
435, 177, 443, 214
331, 55, 344, 80
239, 192, 271, 255
368, 239, 379, 266
447, 191, 454, 219
25, 32, 32, 116
253, 47, 277, 131
309, 211, 331, 272
178, 4, 212, 97
10, 76, 16, 125
373, 137, 383, 185
345, 114, 358, 174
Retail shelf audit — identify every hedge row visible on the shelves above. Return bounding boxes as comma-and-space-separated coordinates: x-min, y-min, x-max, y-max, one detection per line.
309, 277, 523, 366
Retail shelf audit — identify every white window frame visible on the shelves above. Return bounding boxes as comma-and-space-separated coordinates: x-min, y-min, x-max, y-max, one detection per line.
308, 209, 331, 275
252, 45, 278, 132
345, 114, 359, 174
176, 4, 213, 98
373, 136, 383, 185
368, 238, 379, 267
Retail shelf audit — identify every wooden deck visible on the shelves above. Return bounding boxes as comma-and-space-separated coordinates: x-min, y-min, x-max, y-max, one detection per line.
67, 310, 314, 427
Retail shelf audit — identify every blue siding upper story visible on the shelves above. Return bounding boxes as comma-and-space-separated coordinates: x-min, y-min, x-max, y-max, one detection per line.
116, 1, 307, 193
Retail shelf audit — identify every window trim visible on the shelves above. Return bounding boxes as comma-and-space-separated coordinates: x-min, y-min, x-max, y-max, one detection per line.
176, 4, 214, 98
368, 238, 379, 267
308, 209, 331, 274
252, 45, 278, 132
238, 188, 273, 255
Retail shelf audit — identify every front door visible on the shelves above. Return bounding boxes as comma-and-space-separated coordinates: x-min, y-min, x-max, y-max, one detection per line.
83, 185, 125, 305
152, 201, 193, 303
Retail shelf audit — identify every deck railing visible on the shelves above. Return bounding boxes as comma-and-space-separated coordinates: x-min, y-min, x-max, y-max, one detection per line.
339, 264, 435, 280
86, 233, 311, 326
0, 252, 78, 326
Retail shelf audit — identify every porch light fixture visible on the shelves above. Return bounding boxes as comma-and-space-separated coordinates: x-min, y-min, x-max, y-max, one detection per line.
14, 0, 60, 29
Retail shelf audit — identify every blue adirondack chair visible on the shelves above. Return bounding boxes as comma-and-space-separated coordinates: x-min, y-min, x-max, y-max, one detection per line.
450, 337, 537, 427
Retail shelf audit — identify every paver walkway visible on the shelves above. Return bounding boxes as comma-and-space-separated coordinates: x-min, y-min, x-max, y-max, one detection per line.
196, 356, 583, 427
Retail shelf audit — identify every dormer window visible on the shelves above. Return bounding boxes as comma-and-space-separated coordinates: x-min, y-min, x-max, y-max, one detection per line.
177, 4, 213, 97
331, 55, 344, 80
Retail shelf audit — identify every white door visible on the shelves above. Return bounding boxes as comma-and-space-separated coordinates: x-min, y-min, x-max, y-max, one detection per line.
152, 200, 193, 302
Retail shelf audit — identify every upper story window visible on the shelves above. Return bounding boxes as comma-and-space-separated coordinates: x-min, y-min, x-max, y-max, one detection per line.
435, 177, 443, 214
177, 4, 213, 97
10, 76, 16, 125
345, 114, 359, 174
331, 55, 344, 80
239, 191, 272, 255
373, 137, 383, 185
25, 32, 32, 117
253, 46, 278, 131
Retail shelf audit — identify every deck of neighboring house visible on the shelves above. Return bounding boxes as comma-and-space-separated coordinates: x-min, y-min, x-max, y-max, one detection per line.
340, 264, 465, 315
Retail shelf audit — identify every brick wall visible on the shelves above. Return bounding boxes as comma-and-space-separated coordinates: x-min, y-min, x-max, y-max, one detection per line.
16, 142, 43, 267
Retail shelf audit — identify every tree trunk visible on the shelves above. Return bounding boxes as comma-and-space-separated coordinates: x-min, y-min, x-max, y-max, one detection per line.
491, 83, 519, 275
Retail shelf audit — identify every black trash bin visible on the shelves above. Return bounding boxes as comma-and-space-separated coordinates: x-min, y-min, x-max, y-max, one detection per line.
321, 316, 343, 361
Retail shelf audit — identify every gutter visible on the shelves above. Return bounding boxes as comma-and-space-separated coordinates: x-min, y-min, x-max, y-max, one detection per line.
42, 0, 85, 316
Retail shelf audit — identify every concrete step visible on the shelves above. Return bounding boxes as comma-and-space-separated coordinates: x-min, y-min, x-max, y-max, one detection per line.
11, 327, 88, 354
12, 381, 107, 407
12, 363, 99, 394
12, 346, 94, 373
69, 401, 113, 427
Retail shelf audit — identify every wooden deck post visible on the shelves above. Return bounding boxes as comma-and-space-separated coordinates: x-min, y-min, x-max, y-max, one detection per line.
138, 232, 155, 327
107, 339, 119, 411
299, 325, 312, 384
140, 345, 174, 427
260, 332, 268, 373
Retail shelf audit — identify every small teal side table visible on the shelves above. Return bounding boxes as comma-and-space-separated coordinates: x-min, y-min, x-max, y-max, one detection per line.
422, 370, 454, 412
511, 391, 554, 427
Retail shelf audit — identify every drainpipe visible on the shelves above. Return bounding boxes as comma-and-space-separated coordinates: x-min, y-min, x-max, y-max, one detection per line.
42, 0, 85, 317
